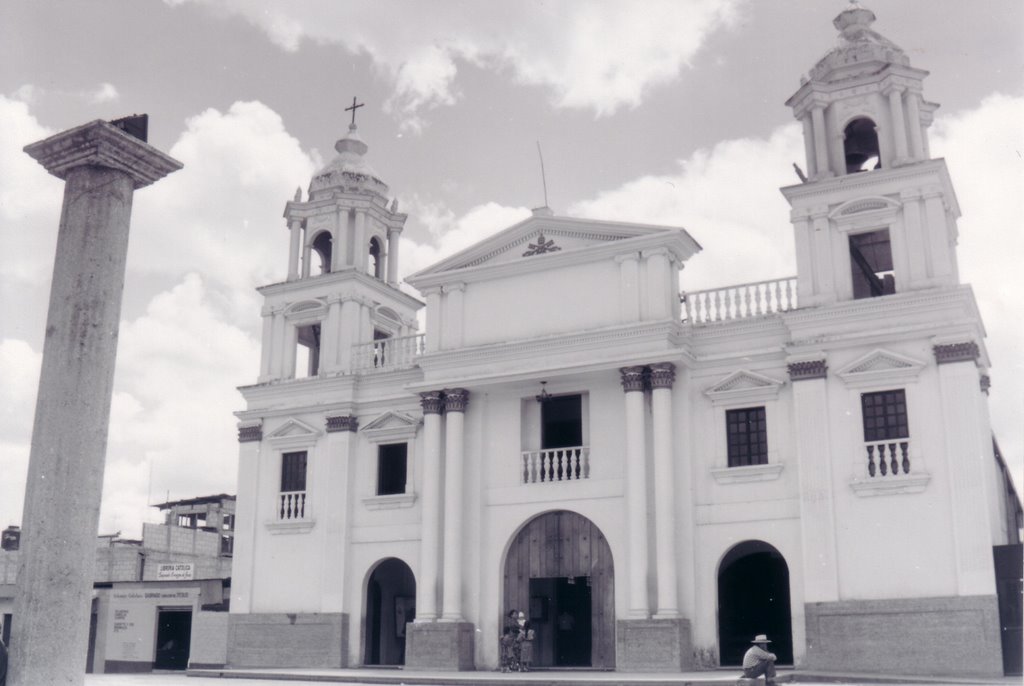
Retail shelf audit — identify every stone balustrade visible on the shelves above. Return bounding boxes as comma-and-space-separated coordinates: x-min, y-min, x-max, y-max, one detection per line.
278, 490, 307, 520
865, 439, 911, 477
683, 276, 798, 324
521, 447, 590, 484
352, 332, 425, 372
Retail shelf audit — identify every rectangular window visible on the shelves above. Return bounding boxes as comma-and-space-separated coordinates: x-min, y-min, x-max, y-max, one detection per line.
377, 443, 408, 496
726, 406, 768, 467
850, 229, 895, 299
281, 451, 308, 492
861, 389, 908, 441
221, 514, 234, 531
541, 394, 583, 449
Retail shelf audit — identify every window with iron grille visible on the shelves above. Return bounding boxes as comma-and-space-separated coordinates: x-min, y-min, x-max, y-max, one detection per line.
281, 451, 307, 492
377, 443, 408, 496
861, 389, 908, 441
726, 406, 768, 467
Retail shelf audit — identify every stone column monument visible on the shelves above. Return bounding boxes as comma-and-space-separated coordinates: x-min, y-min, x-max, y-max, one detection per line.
12, 117, 181, 685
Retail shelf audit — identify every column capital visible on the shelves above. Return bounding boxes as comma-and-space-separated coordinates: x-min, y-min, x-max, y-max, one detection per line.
420, 390, 445, 415
443, 282, 466, 294
620, 366, 647, 393
788, 359, 827, 381
24, 118, 183, 189
237, 422, 263, 443
980, 374, 991, 395
934, 341, 980, 365
614, 251, 641, 265
325, 415, 359, 433
443, 388, 470, 412
648, 362, 676, 389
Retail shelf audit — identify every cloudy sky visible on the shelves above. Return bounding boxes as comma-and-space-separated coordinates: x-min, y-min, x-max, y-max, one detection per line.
0, 1, 1021, 536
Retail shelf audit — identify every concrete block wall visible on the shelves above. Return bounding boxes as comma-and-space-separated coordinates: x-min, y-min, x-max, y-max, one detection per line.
189, 610, 230, 668
94, 547, 143, 583
142, 522, 220, 557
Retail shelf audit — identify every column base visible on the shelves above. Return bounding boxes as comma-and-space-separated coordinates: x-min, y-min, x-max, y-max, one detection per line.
406, 621, 475, 671
803, 595, 1002, 678
616, 617, 693, 672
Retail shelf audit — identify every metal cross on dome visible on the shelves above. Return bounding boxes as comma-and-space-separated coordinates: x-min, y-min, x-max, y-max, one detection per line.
345, 96, 365, 126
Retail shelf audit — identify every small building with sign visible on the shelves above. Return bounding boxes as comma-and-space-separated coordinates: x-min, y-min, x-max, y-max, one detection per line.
0, 493, 235, 674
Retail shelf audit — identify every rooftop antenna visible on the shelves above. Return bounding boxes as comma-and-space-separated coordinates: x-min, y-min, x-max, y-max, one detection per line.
536, 141, 549, 209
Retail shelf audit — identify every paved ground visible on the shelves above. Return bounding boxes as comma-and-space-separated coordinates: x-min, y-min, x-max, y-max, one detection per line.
79, 672, 1022, 686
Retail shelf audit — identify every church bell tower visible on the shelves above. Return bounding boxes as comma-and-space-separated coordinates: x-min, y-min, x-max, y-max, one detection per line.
782, 2, 961, 307
255, 104, 422, 382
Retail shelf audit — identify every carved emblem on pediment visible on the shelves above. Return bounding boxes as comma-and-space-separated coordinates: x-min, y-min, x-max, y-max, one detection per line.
523, 233, 561, 256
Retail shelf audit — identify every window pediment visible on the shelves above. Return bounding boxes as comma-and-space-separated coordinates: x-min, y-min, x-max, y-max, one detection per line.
837, 349, 925, 388
265, 418, 321, 448
705, 370, 785, 405
361, 410, 421, 443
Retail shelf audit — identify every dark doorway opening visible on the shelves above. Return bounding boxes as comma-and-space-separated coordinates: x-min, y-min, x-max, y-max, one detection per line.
994, 544, 1023, 675
718, 541, 792, 666
154, 609, 192, 670
528, 576, 593, 667
364, 557, 416, 667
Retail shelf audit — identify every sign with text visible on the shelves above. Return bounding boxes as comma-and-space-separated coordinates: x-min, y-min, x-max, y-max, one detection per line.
156, 562, 194, 581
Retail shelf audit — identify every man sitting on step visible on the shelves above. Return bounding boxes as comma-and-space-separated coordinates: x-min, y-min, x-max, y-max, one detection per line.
741, 633, 777, 685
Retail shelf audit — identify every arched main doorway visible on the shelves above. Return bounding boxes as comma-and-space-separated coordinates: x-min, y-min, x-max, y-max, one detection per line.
717, 540, 793, 666
503, 510, 615, 669
364, 558, 416, 666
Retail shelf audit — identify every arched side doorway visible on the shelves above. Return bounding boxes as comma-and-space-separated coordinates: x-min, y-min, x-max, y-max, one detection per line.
503, 510, 615, 669
364, 558, 416, 666
717, 540, 793, 666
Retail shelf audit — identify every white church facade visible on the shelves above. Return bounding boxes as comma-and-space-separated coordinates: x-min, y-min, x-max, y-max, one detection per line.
226, 5, 1021, 678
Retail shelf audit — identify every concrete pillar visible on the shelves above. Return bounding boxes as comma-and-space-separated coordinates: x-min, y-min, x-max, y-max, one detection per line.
811, 105, 830, 178
802, 113, 817, 177
934, 341, 996, 595
283, 322, 298, 379
14, 119, 181, 686
441, 388, 469, 621
321, 296, 342, 373
302, 241, 312, 278
443, 283, 465, 348
900, 189, 928, 284
886, 86, 910, 163
270, 307, 286, 379
649, 363, 679, 617
287, 218, 302, 280
924, 191, 954, 280
387, 227, 401, 285
905, 91, 925, 160
321, 416, 358, 613
644, 249, 672, 320
258, 305, 274, 381
617, 253, 641, 322
231, 423, 263, 613
352, 210, 367, 270
423, 287, 443, 352
417, 391, 444, 621
621, 366, 650, 618
337, 298, 359, 372
788, 357, 840, 602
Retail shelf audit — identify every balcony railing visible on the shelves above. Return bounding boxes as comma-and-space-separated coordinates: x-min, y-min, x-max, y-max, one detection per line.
522, 447, 590, 484
352, 333, 425, 373
682, 277, 798, 324
278, 490, 307, 520
865, 439, 910, 478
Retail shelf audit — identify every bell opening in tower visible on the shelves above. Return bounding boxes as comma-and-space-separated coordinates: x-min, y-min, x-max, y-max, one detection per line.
849, 229, 895, 299
844, 118, 881, 174
312, 231, 333, 275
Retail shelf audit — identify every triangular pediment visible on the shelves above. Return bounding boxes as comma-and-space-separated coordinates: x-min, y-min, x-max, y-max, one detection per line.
837, 349, 926, 387
265, 418, 320, 441
407, 214, 693, 282
704, 370, 782, 397
361, 410, 421, 442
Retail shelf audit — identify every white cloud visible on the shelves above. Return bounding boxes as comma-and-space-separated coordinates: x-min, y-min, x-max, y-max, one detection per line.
90, 82, 120, 104
163, 0, 741, 130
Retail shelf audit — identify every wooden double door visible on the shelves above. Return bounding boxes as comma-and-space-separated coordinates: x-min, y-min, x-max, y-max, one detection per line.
503, 510, 615, 669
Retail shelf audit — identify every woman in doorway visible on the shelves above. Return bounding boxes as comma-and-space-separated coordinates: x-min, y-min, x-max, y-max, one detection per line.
515, 610, 535, 672
500, 609, 518, 672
